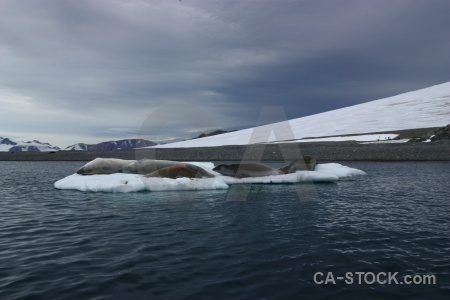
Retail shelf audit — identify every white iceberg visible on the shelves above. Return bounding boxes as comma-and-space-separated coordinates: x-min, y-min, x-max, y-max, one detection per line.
54, 162, 366, 193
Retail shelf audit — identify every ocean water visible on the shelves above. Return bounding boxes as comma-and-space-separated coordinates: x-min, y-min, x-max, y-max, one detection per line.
0, 161, 449, 300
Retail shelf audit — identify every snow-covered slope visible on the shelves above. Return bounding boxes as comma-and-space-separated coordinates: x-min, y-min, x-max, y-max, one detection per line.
0, 137, 61, 152
154, 82, 450, 148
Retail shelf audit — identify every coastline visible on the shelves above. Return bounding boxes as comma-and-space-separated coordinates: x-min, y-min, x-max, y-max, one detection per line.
1, 141, 449, 161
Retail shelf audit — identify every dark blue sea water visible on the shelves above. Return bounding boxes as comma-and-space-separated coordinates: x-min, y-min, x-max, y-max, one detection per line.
0, 161, 449, 300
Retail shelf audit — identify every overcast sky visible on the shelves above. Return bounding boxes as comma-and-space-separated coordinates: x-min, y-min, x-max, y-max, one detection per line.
1, 0, 449, 147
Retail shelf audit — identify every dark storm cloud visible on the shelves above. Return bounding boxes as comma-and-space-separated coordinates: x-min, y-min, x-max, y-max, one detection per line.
205, 0, 450, 118
0, 0, 449, 146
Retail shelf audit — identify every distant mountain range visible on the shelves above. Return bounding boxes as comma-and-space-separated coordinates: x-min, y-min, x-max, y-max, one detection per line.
0, 137, 157, 152
1, 130, 233, 152
3, 83, 449, 152
65, 139, 156, 151
2, 117, 449, 153
0, 137, 61, 152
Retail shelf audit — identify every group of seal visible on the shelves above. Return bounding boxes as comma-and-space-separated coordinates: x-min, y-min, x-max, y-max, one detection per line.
76, 156, 317, 179
76, 158, 214, 179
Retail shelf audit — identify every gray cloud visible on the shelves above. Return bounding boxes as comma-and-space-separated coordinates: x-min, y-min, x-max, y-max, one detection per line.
0, 0, 449, 147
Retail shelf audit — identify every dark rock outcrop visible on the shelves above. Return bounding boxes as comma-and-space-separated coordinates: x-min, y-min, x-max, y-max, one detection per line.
9, 145, 41, 152
408, 124, 450, 142
431, 124, 450, 141
193, 130, 232, 139
0, 138, 17, 146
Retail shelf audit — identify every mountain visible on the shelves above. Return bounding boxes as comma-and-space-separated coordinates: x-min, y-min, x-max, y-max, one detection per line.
154, 82, 450, 148
0, 137, 61, 152
1, 137, 157, 152
65, 139, 156, 151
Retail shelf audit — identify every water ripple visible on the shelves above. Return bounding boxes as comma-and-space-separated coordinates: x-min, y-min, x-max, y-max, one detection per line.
0, 161, 449, 299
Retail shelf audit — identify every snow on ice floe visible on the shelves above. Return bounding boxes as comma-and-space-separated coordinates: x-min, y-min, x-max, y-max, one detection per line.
54, 162, 366, 193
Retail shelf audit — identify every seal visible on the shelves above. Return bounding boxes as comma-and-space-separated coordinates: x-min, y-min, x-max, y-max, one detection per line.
76, 158, 136, 175
118, 159, 214, 178
213, 163, 283, 178
213, 156, 317, 178
279, 156, 317, 173
144, 166, 204, 179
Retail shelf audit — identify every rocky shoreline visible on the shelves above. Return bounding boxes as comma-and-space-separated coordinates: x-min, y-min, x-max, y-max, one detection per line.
0, 141, 449, 161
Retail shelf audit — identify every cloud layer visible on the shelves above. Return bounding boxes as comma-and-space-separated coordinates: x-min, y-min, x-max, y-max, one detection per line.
1, 0, 449, 147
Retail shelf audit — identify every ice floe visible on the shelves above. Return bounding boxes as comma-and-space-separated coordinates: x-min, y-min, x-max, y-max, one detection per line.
54, 162, 366, 193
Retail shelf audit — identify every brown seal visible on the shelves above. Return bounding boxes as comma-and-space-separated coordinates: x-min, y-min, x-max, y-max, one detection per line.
213, 163, 283, 178
213, 156, 317, 178
144, 166, 208, 179
118, 159, 214, 178
279, 156, 316, 173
